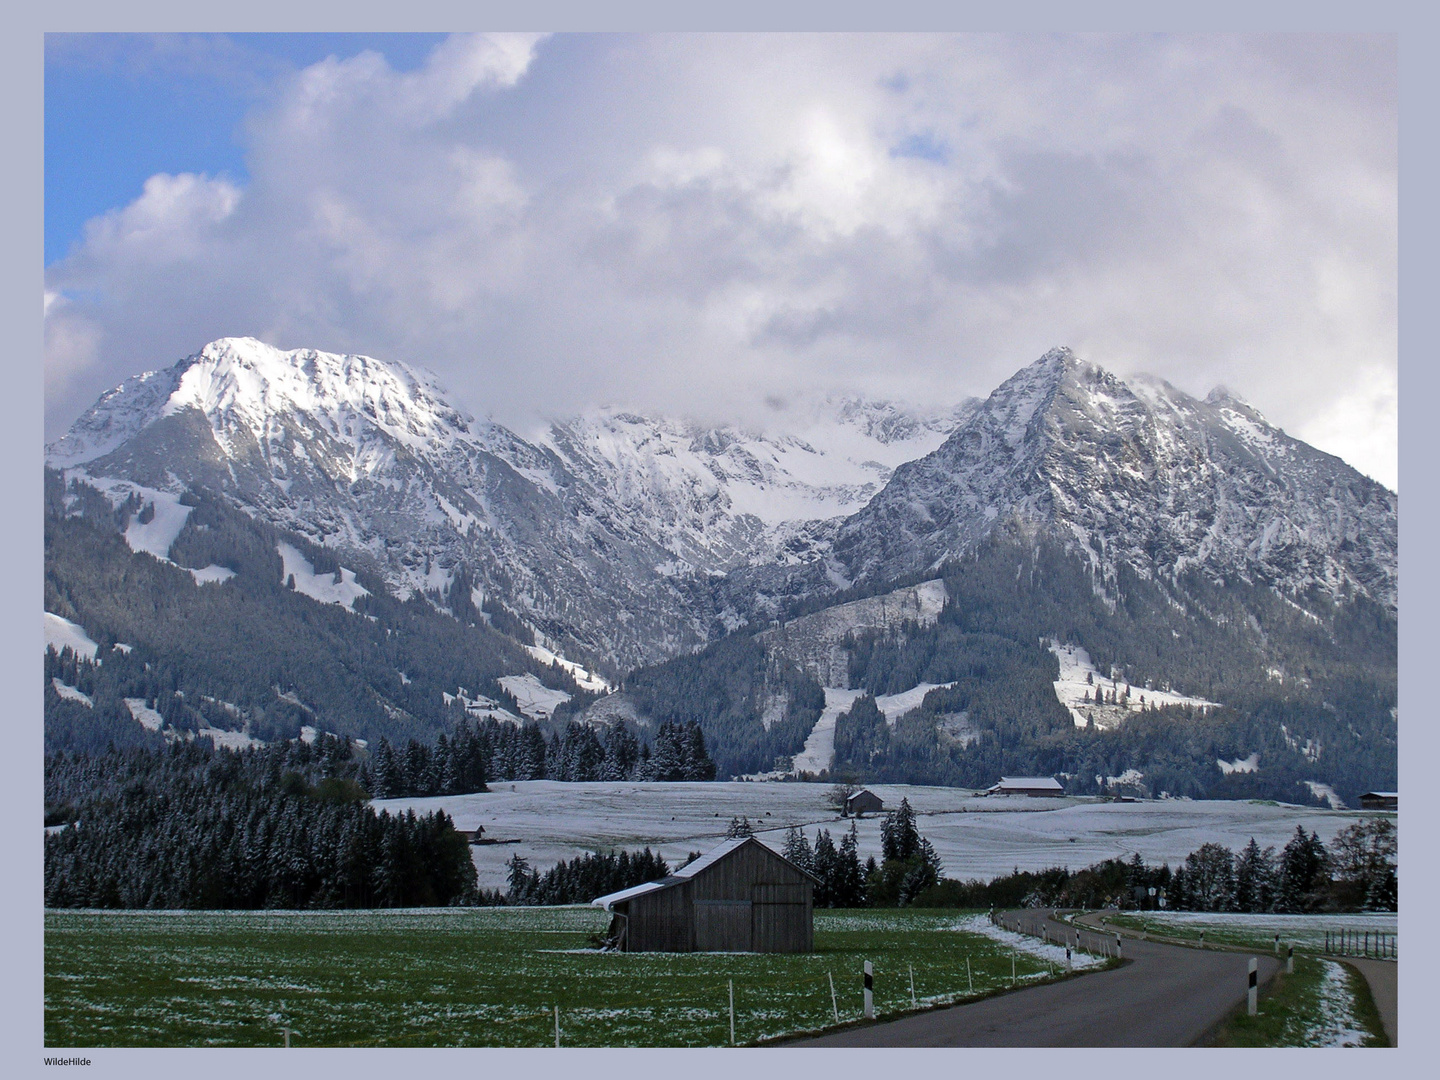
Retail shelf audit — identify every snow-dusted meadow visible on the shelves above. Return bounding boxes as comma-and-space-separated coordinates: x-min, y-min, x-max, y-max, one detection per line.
45, 906, 1069, 1047
1114, 911, 1397, 954
374, 781, 1368, 892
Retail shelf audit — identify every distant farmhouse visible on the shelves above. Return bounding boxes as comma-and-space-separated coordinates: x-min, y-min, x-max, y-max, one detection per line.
986, 776, 1065, 797
592, 836, 817, 953
844, 789, 884, 817
1359, 791, 1398, 811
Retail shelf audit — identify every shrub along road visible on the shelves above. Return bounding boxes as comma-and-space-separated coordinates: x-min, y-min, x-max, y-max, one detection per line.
785, 911, 1281, 1047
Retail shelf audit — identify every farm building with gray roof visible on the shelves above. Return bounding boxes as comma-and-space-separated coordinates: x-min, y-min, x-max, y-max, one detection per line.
592, 836, 817, 953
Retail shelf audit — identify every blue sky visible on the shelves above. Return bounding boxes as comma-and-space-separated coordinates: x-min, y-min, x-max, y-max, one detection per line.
45, 34, 446, 264
42, 33, 1398, 488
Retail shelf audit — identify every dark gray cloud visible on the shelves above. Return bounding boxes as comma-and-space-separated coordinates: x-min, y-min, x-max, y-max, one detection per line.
45, 32, 1397, 487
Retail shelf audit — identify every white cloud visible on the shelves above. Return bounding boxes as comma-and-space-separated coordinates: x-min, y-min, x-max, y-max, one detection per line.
45, 32, 1396, 489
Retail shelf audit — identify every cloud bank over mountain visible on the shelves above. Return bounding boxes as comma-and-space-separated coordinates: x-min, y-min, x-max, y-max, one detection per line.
44, 32, 1397, 488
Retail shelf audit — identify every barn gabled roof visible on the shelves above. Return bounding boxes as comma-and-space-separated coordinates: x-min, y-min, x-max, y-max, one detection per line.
992, 776, 1064, 789
590, 835, 819, 910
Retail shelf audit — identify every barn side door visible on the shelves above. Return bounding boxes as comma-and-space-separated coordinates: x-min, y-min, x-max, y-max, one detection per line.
751, 883, 809, 953
695, 900, 752, 951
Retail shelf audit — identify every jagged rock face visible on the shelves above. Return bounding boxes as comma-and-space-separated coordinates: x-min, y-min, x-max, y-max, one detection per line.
47, 338, 968, 672
832, 348, 1397, 609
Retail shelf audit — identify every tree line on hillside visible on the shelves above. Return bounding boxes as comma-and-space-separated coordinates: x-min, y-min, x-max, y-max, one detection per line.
622, 633, 825, 778
360, 717, 715, 797
44, 740, 476, 908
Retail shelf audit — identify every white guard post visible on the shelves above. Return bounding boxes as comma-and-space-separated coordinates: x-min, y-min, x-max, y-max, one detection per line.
863, 961, 874, 1019
1247, 957, 1258, 1016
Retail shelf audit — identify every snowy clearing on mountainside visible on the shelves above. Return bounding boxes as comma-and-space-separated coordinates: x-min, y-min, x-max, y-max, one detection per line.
277, 543, 370, 609
790, 688, 864, 775
374, 780, 1367, 892
124, 698, 165, 731
526, 643, 611, 693
497, 674, 572, 721
45, 612, 99, 660
1047, 640, 1219, 729
187, 564, 237, 585
52, 679, 93, 706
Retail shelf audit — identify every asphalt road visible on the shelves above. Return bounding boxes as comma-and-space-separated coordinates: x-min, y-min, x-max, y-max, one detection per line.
785, 911, 1280, 1047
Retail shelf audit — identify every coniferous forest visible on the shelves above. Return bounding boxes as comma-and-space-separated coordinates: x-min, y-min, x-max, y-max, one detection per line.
44, 739, 476, 908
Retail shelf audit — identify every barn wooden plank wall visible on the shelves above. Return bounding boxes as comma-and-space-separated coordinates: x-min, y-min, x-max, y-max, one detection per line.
612, 839, 814, 953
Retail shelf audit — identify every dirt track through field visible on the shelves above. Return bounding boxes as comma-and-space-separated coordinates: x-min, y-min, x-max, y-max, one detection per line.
782, 912, 1281, 1047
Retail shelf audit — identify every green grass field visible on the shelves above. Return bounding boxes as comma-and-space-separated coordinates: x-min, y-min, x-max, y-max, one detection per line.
45, 907, 1082, 1047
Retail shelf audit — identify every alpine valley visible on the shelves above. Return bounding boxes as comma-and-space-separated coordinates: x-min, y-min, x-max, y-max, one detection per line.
44, 339, 1397, 804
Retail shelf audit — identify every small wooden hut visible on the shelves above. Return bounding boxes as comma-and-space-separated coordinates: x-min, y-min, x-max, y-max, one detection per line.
592, 836, 816, 953
844, 789, 884, 817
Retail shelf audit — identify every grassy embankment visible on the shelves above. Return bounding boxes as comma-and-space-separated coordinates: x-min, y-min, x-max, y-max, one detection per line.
45, 907, 1103, 1048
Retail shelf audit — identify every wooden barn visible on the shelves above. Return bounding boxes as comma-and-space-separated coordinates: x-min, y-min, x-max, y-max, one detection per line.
985, 776, 1065, 797
592, 836, 817, 953
1359, 791, 1398, 811
844, 789, 884, 817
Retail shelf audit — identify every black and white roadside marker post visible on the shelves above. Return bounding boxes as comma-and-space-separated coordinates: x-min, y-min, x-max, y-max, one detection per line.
1247, 958, 1258, 1016
1274, 933, 1281, 955
909, 963, 918, 1007
967, 955, 973, 994
1115, 932, 1122, 959
1287, 945, 1294, 975
555, 1004, 561, 1048
829, 971, 839, 1023
1066, 945, 1071, 971
863, 961, 874, 1020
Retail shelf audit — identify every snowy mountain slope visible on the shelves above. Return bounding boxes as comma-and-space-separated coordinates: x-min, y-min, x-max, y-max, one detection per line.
829, 348, 1397, 612
47, 338, 972, 672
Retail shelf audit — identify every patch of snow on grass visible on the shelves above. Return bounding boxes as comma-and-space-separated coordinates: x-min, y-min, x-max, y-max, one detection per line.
52, 679, 93, 707
525, 644, 611, 693
124, 698, 165, 731
791, 687, 864, 774
1306, 960, 1370, 1047
187, 564, 236, 586
45, 612, 99, 660
498, 674, 572, 721
953, 913, 1105, 971
278, 542, 370, 609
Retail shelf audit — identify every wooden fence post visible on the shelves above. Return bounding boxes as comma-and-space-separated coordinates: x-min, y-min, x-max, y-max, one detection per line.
729, 980, 735, 1045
